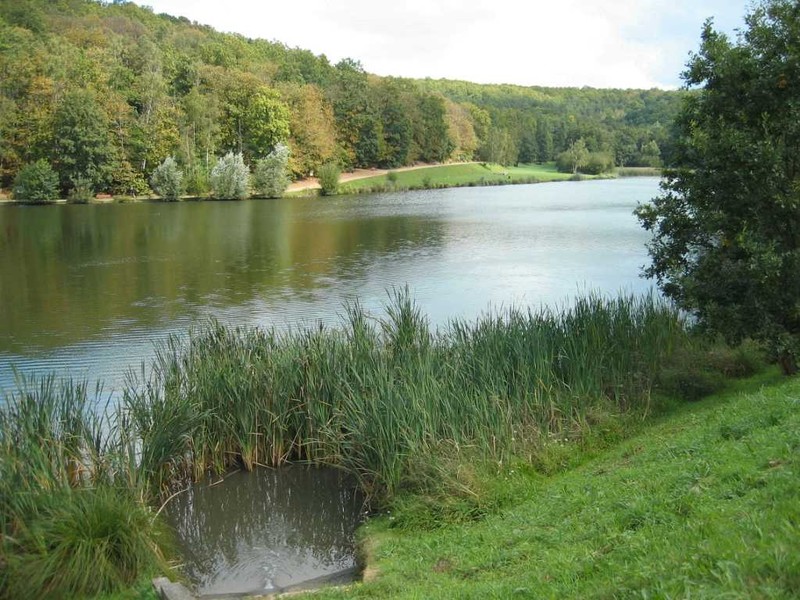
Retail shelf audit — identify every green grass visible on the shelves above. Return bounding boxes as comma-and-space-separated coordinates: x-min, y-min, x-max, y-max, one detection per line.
123, 292, 685, 499
338, 163, 581, 194
306, 372, 800, 599
0, 293, 773, 598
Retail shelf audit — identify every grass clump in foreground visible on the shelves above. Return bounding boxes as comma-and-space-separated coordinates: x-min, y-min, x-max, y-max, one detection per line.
307, 373, 799, 599
0, 291, 772, 598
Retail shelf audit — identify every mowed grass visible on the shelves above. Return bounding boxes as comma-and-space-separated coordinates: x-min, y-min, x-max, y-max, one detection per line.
308, 373, 800, 599
339, 162, 578, 194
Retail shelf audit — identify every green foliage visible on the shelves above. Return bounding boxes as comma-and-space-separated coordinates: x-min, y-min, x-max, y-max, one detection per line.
657, 338, 767, 401
636, 0, 800, 374
414, 94, 454, 163
210, 151, 249, 199
581, 151, 615, 174
183, 163, 210, 196
0, 0, 682, 193
241, 89, 291, 161
67, 175, 94, 204
338, 162, 576, 194
317, 161, 340, 196
252, 143, 290, 198
52, 90, 115, 194
149, 156, 184, 201
556, 138, 590, 173
11, 159, 59, 202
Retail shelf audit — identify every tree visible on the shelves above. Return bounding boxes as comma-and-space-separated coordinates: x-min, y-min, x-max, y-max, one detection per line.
241, 89, 291, 161
556, 139, 589, 174
252, 143, 290, 198
210, 152, 249, 200
12, 159, 58, 202
150, 156, 184, 201
635, 0, 800, 375
51, 89, 116, 193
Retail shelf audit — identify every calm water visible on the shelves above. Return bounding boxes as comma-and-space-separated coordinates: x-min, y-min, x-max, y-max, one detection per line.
162, 467, 364, 596
0, 178, 659, 394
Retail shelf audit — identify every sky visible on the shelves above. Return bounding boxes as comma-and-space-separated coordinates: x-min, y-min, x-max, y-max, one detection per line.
138, 0, 751, 90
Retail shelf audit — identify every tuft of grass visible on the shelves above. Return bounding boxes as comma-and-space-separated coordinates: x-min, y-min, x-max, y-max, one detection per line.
3, 487, 169, 600
0, 375, 170, 599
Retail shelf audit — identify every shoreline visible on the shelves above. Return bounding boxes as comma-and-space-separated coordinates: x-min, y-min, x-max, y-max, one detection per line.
0, 165, 661, 206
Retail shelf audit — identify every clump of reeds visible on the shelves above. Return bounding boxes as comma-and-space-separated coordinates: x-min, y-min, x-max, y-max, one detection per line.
0, 375, 167, 599
122, 290, 686, 499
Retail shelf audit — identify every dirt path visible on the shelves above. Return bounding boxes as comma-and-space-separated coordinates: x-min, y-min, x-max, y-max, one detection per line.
286, 162, 478, 192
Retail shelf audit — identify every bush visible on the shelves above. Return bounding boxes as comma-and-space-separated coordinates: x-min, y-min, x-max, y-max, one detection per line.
252, 143, 290, 198
657, 339, 766, 401
67, 175, 94, 204
581, 152, 615, 175
318, 161, 340, 196
184, 163, 210, 196
210, 152, 249, 200
12, 160, 59, 202
150, 156, 184, 201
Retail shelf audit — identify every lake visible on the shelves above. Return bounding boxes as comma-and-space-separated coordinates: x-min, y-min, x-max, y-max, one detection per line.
0, 177, 659, 395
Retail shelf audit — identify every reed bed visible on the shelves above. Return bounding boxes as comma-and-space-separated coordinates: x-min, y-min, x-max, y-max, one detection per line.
122, 290, 685, 498
0, 292, 686, 596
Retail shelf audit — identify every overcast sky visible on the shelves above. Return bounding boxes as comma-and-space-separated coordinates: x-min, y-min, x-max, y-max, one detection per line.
138, 0, 751, 89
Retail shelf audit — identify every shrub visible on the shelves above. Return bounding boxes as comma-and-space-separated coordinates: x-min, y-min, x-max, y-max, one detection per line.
67, 175, 94, 204
210, 152, 249, 200
150, 156, 184, 201
12, 160, 59, 202
581, 152, 615, 175
656, 338, 766, 401
252, 143, 290, 198
184, 163, 210, 196
318, 161, 340, 196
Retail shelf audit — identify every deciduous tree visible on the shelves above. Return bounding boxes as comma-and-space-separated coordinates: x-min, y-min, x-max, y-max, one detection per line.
636, 0, 800, 374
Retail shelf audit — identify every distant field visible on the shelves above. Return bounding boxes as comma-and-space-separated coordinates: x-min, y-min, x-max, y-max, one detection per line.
338, 162, 578, 194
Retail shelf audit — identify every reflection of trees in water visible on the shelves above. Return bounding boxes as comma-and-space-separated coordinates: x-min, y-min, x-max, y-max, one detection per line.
164, 467, 364, 590
0, 199, 445, 352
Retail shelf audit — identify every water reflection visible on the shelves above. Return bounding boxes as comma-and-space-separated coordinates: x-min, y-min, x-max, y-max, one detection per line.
0, 179, 660, 394
163, 467, 364, 596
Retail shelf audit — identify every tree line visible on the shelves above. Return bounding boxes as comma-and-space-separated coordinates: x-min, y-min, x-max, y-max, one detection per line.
0, 0, 683, 198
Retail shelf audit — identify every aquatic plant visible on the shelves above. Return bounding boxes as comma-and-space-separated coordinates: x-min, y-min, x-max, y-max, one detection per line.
123, 291, 687, 498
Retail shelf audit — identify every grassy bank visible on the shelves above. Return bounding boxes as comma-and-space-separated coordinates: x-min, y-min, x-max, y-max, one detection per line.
307, 372, 799, 599
0, 292, 771, 598
337, 163, 584, 195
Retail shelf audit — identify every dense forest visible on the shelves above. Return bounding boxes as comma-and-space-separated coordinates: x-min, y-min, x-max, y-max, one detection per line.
0, 0, 683, 196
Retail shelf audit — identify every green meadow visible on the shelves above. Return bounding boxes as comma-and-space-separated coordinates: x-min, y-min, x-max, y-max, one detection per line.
337, 163, 582, 195
307, 372, 800, 599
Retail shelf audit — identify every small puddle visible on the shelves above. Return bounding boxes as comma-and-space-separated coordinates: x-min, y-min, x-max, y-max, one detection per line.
163, 467, 365, 597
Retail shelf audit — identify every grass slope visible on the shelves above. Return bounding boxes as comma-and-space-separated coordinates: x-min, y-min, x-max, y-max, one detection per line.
308, 374, 800, 599
338, 163, 579, 194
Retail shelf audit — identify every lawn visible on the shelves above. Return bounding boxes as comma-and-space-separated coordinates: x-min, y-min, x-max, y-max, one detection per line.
306, 372, 800, 599
338, 162, 579, 194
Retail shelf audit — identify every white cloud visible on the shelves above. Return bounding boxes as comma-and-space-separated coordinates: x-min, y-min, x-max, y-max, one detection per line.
139, 0, 748, 89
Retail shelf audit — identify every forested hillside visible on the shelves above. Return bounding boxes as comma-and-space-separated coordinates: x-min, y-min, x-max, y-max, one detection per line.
0, 0, 683, 196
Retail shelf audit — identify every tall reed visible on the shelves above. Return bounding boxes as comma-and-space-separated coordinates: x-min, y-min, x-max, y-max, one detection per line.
122, 291, 686, 499
0, 292, 686, 596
